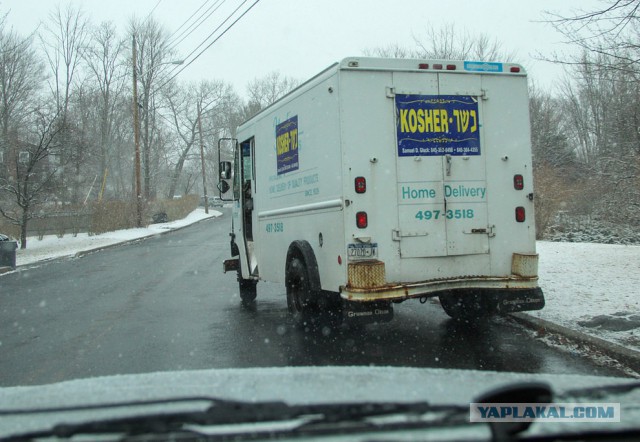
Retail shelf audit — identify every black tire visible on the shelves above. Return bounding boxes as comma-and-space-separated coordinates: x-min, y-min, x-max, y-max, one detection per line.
239, 277, 257, 304
286, 257, 315, 326
440, 292, 488, 321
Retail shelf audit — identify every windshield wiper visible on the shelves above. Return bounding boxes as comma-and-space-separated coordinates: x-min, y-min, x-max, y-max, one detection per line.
561, 381, 640, 399
0, 396, 244, 416
6, 398, 469, 440
5, 382, 554, 441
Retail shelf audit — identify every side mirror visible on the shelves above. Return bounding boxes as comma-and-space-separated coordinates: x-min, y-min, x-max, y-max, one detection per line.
219, 161, 232, 180
217, 180, 230, 194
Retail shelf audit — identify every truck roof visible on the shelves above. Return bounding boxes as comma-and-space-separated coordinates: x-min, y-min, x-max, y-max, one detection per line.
239, 56, 526, 128
338, 57, 526, 76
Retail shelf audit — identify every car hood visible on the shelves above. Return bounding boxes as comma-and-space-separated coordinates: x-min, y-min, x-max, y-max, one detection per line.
1, 366, 639, 439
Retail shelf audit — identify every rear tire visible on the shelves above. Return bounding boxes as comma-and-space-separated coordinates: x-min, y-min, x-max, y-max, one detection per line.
440, 292, 488, 321
286, 257, 314, 327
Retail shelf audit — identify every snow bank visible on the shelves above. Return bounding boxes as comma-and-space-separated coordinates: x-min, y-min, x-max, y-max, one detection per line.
13, 207, 221, 267
534, 241, 640, 353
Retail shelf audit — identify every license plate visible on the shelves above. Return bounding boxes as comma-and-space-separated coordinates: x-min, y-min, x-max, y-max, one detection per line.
347, 243, 378, 260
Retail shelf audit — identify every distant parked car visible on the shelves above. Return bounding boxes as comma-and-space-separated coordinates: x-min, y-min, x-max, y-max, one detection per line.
151, 212, 168, 223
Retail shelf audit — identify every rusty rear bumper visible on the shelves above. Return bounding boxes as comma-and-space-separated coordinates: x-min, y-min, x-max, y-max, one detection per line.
341, 274, 541, 302
342, 253, 542, 303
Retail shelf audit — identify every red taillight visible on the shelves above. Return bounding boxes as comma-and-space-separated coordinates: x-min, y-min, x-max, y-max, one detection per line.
418, 63, 429, 69
514, 174, 524, 190
355, 176, 366, 194
515, 207, 526, 222
510, 66, 521, 73
356, 211, 368, 228
446, 64, 457, 70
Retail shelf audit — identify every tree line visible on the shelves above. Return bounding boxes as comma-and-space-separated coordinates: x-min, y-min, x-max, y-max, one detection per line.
531, 1, 640, 239
0, 5, 298, 248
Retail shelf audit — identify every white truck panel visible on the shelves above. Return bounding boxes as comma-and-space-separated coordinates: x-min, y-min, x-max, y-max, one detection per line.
480, 74, 537, 275
250, 71, 347, 291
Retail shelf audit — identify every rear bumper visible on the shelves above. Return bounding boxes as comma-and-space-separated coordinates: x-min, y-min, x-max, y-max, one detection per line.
341, 275, 541, 302
341, 253, 542, 308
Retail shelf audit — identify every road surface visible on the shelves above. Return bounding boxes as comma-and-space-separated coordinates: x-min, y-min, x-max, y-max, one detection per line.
0, 208, 628, 386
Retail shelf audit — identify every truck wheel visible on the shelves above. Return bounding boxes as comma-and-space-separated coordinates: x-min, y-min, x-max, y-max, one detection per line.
239, 277, 257, 304
440, 292, 488, 321
286, 257, 316, 327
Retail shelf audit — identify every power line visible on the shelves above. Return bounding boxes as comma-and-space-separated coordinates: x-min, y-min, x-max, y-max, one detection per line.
145, 0, 163, 22
165, 0, 249, 77
168, 0, 227, 51
167, 0, 212, 42
158, 0, 261, 90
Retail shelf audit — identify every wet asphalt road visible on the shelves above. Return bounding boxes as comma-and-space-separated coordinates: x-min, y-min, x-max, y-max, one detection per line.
0, 208, 629, 386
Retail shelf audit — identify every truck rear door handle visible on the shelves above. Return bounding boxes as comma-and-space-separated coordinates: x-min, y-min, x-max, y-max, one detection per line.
392, 229, 428, 241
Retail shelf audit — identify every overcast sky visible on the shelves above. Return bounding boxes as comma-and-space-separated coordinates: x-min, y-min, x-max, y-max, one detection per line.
3, 0, 602, 95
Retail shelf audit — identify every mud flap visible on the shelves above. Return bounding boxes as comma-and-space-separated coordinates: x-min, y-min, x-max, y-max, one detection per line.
489, 288, 545, 314
343, 300, 394, 325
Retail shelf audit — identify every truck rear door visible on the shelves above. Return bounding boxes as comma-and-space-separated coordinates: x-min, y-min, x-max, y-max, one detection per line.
393, 72, 489, 258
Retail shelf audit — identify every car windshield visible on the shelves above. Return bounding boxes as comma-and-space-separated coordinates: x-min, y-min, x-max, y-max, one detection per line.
1, 0, 639, 440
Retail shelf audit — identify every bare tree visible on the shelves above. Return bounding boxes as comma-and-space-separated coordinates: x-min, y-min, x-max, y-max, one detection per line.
529, 82, 575, 172
244, 71, 300, 118
363, 42, 414, 59
40, 4, 88, 116
82, 21, 127, 195
0, 107, 63, 248
129, 17, 176, 200
163, 80, 231, 199
560, 56, 614, 167
412, 24, 515, 61
544, 0, 640, 72
544, 2, 640, 223
40, 3, 90, 203
367, 23, 515, 61
528, 83, 578, 237
554, 49, 640, 225
0, 24, 43, 147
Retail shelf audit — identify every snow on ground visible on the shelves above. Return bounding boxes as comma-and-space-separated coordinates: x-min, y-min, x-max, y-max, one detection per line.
4, 214, 639, 356
12, 207, 222, 267
534, 241, 640, 353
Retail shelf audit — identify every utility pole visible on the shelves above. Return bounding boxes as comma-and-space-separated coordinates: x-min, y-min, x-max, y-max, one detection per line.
132, 35, 143, 227
197, 101, 209, 214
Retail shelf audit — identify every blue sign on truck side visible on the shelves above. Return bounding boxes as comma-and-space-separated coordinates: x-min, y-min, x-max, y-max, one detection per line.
276, 115, 299, 175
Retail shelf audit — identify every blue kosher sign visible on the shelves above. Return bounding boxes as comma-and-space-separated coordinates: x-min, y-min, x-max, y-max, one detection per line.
395, 94, 480, 157
276, 115, 299, 175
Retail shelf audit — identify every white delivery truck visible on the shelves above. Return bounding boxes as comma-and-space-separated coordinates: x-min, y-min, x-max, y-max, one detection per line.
218, 57, 544, 326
